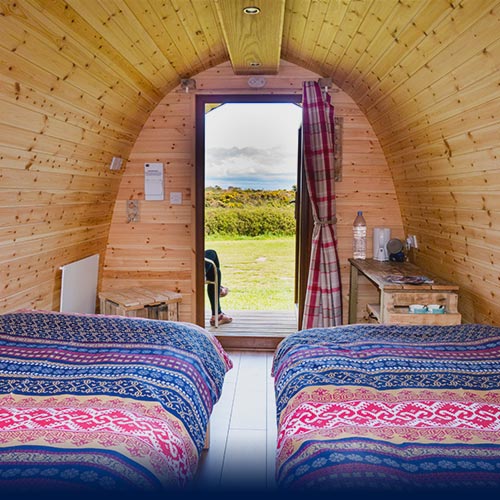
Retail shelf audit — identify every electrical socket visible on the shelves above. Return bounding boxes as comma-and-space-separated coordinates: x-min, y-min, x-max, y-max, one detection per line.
170, 191, 183, 205
406, 235, 418, 249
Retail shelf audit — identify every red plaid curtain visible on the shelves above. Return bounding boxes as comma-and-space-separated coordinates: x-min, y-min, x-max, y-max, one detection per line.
301, 81, 342, 328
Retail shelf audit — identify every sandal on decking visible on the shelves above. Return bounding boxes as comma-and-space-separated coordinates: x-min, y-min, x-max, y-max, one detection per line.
210, 313, 232, 326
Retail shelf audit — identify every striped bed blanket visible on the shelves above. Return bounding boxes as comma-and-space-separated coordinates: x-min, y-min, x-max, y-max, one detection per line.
273, 323, 500, 492
0, 310, 231, 492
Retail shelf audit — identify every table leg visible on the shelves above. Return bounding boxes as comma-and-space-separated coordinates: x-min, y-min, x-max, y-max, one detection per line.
348, 263, 359, 324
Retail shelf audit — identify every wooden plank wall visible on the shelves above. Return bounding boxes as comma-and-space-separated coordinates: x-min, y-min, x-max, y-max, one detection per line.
344, 1, 500, 326
102, 60, 404, 323
0, 1, 151, 313
4, 1, 496, 325
102, 94, 196, 319
279, 1, 500, 326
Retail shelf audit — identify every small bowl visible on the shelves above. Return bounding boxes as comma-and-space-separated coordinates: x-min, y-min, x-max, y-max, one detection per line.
409, 304, 427, 314
427, 304, 445, 314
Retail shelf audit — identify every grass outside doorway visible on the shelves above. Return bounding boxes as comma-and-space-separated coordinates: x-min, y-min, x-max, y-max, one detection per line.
205, 236, 295, 311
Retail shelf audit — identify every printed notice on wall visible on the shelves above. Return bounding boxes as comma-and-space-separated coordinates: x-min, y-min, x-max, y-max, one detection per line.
144, 162, 164, 200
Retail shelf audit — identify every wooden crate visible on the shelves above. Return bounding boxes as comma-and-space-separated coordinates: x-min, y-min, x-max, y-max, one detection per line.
98, 287, 182, 321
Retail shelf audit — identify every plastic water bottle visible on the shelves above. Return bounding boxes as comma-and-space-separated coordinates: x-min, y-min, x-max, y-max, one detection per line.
353, 211, 367, 259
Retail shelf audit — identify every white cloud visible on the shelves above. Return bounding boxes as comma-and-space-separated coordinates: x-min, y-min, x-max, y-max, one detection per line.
204, 103, 302, 189
206, 146, 297, 177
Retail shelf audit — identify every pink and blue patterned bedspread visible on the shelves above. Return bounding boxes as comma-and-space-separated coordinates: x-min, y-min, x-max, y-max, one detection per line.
273, 323, 500, 492
0, 310, 232, 492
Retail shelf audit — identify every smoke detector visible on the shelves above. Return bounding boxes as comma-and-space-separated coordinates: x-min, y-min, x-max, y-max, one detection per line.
248, 76, 266, 88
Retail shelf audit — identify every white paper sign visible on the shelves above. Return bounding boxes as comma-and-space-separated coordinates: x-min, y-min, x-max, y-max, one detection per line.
144, 162, 164, 200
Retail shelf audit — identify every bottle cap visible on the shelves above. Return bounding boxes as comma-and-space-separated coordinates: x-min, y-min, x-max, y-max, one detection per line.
357, 211, 362, 215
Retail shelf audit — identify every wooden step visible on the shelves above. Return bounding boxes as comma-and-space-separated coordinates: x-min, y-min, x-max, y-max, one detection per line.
204, 309, 298, 351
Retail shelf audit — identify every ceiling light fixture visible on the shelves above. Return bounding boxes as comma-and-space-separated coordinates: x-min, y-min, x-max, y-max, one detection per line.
243, 6, 261, 15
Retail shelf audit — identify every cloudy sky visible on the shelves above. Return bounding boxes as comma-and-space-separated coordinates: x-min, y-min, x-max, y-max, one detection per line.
205, 103, 302, 190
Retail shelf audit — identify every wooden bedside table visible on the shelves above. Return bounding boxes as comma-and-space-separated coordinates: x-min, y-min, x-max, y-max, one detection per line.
348, 258, 461, 325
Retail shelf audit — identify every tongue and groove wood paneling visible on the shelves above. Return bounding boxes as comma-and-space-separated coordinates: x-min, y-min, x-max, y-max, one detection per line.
0, 1, 138, 312
361, 2, 500, 325
102, 61, 403, 323
0, 0, 499, 325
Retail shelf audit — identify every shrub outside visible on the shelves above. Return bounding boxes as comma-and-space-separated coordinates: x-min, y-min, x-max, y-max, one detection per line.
205, 206, 295, 237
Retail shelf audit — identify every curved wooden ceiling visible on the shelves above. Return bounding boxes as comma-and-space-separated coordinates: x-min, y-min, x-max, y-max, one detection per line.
4, 1, 495, 140
2, 0, 499, 322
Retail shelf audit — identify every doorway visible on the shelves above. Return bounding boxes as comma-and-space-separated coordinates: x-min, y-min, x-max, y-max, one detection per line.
195, 95, 310, 339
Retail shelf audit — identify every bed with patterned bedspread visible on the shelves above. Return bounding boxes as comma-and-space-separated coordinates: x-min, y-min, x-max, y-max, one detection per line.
273, 323, 500, 492
0, 309, 231, 492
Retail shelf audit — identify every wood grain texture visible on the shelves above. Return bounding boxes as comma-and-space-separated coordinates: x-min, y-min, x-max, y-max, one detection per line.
0, 0, 498, 325
215, 0, 285, 74
102, 60, 404, 323
195, 351, 276, 489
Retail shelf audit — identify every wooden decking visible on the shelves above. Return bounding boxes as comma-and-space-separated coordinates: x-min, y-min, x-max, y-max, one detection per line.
205, 310, 298, 350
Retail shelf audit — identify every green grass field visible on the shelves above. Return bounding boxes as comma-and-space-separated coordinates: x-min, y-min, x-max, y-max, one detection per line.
205, 236, 296, 311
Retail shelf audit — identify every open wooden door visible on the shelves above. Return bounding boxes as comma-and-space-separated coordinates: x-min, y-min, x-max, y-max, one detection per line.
294, 127, 313, 330
195, 94, 303, 328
